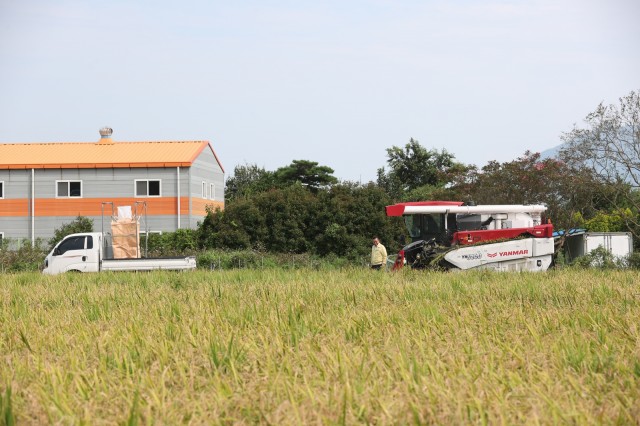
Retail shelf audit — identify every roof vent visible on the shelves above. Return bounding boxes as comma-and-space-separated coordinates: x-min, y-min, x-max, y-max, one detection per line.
98, 127, 114, 144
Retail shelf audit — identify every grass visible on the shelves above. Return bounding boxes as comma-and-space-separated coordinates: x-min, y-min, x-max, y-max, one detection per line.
1, 268, 639, 424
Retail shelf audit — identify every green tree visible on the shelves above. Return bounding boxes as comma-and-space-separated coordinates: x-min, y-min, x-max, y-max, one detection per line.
377, 138, 463, 198
402, 162, 478, 203
225, 163, 276, 202
465, 151, 611, 230
314, 182, 405, 258
198, 202, 259, 250
274, 160, 338, 192
49, 216, 93, 249
200, 184, 319, 253
582, 209, 633, 232
559, 90, 640, 238
198, 179, 406, 258
254, 183, 321, 252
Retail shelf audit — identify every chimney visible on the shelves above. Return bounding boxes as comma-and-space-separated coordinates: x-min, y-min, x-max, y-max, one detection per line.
98, 127, 114, 144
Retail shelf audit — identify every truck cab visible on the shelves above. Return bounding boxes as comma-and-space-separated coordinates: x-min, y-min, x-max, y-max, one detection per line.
43, 233, 102, 274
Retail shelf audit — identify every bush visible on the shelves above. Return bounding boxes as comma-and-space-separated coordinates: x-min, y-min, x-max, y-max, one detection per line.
572, 246, 620, 269
197, 182, 405, 258
144, 230, 199, 257
197, 250, 276, 270
194, 249, 363, 270
0, 239, 48, 272
624, 252, 640, 269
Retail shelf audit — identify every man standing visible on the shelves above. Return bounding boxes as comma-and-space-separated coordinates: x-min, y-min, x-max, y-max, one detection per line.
370, 236, 388, 270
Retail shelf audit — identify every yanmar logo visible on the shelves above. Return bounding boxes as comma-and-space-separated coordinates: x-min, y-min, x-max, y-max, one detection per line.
487, 249, 529, 258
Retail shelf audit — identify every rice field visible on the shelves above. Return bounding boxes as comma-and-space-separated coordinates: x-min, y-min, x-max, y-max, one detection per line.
1, 268, 639, 424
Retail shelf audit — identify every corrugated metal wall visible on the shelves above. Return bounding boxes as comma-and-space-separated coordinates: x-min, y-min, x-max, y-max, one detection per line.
0, 147, 225, 240
188, 146, 225, 229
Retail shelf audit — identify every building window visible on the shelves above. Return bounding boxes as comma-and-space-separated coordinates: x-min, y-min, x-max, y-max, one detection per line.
202, 181, 207, 199
0, 181, 3, 199
56, 181, 82, 198
210, 183, 215, 200
135, 180, 161, 197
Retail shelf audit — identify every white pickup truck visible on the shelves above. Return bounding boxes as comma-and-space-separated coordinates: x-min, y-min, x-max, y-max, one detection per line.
43, 232, 196, 275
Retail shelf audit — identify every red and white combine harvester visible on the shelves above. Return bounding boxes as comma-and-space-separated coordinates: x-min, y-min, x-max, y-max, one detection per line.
386, 201, 555, 272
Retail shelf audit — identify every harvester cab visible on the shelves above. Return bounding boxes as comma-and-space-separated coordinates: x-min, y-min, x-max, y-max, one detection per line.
404, 211, 458, 246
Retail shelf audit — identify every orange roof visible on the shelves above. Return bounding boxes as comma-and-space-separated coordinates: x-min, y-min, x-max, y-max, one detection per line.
0, 140, 224, 172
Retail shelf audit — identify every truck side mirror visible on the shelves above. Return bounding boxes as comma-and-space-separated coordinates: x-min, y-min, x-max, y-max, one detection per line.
53, 247, 61, 256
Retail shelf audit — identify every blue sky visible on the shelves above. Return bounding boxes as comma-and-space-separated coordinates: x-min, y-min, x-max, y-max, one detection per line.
1, 0, 638, 182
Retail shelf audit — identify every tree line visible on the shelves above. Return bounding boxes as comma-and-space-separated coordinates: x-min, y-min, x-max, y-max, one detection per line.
201, 90, 639, 258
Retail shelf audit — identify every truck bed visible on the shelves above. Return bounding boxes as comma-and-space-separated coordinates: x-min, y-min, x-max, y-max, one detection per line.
101, 256, 197, 272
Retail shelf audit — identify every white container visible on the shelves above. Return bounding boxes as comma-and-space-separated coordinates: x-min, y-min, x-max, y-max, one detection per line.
564, 232, 633, 263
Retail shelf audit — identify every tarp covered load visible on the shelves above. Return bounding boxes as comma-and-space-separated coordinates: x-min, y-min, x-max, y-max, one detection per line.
111, 208, 140, 259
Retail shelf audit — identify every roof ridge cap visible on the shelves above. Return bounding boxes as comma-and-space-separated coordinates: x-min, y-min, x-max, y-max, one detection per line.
0, 140, 209, 145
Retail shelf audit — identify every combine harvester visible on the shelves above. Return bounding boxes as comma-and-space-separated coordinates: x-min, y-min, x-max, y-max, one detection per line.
386, 201, 555, 272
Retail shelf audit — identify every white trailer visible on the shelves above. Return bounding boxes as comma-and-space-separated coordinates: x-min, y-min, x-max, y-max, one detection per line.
564, 231, 633, 263
43, 232, 196, 275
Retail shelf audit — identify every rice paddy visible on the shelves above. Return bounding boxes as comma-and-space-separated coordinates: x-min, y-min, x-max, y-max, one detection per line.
1, 268, 639, 424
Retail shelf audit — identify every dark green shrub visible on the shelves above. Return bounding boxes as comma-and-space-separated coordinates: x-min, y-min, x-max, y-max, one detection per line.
0, 239, 48, 273
193, 249, 359, 270
573, 246, 618, 269
145, 230, 198, 257
196, 252, 218, 270
624, 252, 640, 269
